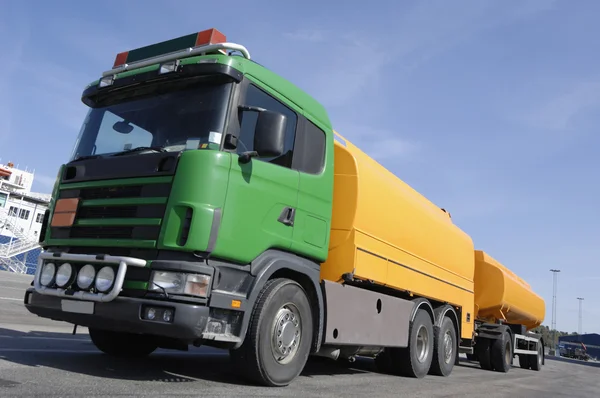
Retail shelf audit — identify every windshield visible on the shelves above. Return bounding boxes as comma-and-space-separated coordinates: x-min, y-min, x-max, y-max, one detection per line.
70, 81, 232, 160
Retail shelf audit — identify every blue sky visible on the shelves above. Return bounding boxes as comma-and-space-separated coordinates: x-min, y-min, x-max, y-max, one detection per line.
1, 0, 598, 333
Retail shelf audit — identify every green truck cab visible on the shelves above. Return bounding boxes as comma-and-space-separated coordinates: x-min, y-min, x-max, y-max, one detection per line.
24, 29, 334, 386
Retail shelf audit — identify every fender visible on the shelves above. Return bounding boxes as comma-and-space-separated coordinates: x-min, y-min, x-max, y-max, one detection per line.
410, 297, 435, 323
477, 323, 512, 341
433, 304, 460, 331
233, 249, 324, 352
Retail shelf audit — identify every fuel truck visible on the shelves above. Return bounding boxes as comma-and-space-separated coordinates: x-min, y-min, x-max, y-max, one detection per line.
24, 28, 546, 386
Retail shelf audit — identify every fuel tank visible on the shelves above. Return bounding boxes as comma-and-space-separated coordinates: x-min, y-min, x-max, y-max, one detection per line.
321, 131, 476, 339
474, 250, 545, 330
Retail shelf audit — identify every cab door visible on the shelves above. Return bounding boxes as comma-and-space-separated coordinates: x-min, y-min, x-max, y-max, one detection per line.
215, 83, 300, 264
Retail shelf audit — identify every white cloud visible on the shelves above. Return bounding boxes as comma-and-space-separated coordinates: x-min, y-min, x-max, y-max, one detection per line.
33, 173, 57, 189
282, 1, 557, 110
47, 17, 134, 67
333, 124, 420, 162
0, 5, 31, 140
524, 78, 600, 131
284, 29, 325, 43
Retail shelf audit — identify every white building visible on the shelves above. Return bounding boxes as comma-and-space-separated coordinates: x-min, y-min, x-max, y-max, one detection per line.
0, 161, 51, 273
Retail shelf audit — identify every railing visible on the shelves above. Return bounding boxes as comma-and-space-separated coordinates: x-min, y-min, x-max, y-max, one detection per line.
0, 238, 40, 257
0, 206, 41, 273
0, 256, 28, 274
0, 207, 36, 240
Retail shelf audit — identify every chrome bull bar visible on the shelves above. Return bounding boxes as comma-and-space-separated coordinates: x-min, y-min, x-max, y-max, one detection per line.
33, 251, 147, 303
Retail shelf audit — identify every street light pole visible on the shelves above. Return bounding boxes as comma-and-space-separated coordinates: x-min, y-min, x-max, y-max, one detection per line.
550, 269, 561, 350
577, 297, 584, 337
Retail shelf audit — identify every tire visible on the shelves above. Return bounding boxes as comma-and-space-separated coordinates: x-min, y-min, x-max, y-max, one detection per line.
530, 343, 543, 371
89, 328, 157, 358
519, 354, 531, 369
476, 338, 493, 370
491, 331, 512, 373
389, 308, 434, 378
230, 278, 313, 387
429, 316, 457, 377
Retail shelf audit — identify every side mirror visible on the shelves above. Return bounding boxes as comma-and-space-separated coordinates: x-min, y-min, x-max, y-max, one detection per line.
254, 110, 286, 158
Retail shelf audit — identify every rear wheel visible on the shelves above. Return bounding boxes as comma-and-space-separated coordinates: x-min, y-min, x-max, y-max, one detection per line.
388, 308, 434, 378
89, 328, 157, 358
230, 278, 313, 387
429, 316, 457, 376
519, 354, 531, 369
530, 343, 543, 371
476, 338, 493, 370
491, 331, 512, 373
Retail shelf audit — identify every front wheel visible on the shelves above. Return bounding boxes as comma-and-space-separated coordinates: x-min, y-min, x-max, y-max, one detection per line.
230, 278, 313, 387
89, 328, 157, 358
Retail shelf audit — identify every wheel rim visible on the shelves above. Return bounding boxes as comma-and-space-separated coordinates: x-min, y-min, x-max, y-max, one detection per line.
443, 330, 453, 364
271, 303, 301, 364
538, 346, 542, 366
504, 341, 511, 365
416, 325, 430, 363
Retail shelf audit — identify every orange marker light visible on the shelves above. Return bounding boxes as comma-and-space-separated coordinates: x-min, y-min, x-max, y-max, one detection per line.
50, 198, 80, 227
113, 51, 129, 68
231, 300, 241, 308
195, 28, 226, 47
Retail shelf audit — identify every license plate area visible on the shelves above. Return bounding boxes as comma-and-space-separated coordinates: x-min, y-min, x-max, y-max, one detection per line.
61, 299, 95, 314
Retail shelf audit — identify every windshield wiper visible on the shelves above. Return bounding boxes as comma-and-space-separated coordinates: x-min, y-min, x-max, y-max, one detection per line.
110, 146, 167, 157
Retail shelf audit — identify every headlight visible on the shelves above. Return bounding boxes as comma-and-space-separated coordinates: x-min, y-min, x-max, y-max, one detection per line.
55, 263, 73, 288
40, 263, 56, 286
151, 271, 184, 291
149, 271, 211, 298
185, 274, 211, 297
95, 266, 115, 292
77, 264, 96, 290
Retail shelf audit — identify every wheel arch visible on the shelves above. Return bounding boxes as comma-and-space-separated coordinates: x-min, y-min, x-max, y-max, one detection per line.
410, 297, 435, 324
235, 249, 324, 353
433, 304, 460, 333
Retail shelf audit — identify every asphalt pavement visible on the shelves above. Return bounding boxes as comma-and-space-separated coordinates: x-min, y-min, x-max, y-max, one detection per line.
1, 270, 598, 397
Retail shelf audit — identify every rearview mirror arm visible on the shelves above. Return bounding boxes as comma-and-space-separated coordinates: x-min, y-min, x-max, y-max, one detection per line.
237, 105, 264, 163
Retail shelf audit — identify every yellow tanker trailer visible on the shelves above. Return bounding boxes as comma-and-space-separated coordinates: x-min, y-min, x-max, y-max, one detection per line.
470, 250, 546, 371
316, 131, 545, 377
474, 250, 545, 330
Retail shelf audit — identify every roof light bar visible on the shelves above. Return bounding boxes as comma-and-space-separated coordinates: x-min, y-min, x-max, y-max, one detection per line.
102, 28, 250, 78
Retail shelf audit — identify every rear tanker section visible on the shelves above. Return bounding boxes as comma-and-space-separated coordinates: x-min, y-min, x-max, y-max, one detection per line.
321, 132, 476, 339
474, 250, 545, 330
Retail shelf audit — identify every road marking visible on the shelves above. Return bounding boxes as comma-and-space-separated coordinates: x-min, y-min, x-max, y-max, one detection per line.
0, 335, 90, 342
0, 348, 229, 355
0, 297, 22, 301
0, 349, 100, 353
0, 286, 26, 291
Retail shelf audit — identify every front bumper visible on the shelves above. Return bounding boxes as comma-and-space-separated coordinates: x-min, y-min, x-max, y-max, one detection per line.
24, 289, 209, 341
26, 250, 247, 345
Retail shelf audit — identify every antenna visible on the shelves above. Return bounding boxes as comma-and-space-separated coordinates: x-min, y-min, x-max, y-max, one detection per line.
577, 297, 584, 336
550, 269, 561, 349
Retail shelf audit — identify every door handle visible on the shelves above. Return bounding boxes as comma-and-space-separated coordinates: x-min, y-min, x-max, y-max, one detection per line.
278, 206, 296, 227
